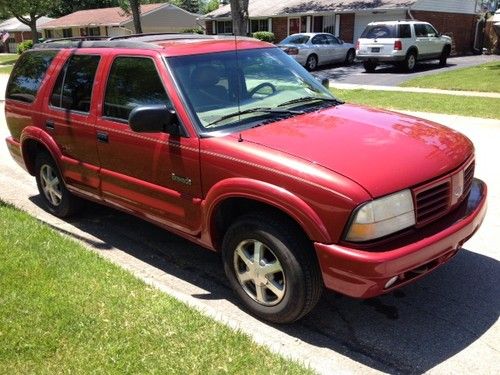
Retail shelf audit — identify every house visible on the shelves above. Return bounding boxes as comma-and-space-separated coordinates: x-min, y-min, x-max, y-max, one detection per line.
40, 3, 200, 39
0, 17, 53, 53
204, 0, 480, 55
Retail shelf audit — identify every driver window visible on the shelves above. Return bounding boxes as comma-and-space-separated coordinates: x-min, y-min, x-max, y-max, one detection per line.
103, 57, 171, 122
326, 35, 339, 45
425, 24, 437, 37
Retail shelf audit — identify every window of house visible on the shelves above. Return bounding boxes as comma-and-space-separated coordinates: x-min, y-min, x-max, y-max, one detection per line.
103, 57, 171, 121
50, 55, 100, 113
6, 51, 57, 103
250, 19, 269, 33
312, 16, 323, 33
45, 30, 53, 39
216, 21, 233, 34
323, 15, 335, 34
89, 27, 100, 36
301, 16, 308, 32
62, 28, 73, 38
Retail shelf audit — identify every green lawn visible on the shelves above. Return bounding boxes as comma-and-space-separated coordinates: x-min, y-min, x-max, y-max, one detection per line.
333, 89, 500, 119
0, 53, 18, 75
0, 201, 312, 374
400, 61, 500, 93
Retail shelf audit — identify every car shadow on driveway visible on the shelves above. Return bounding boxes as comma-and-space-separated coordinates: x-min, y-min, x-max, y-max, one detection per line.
30, 196, 499, 374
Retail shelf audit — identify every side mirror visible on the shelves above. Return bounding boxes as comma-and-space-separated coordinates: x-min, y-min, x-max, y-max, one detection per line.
320, 77, 329, 88
128, 105, 181, 135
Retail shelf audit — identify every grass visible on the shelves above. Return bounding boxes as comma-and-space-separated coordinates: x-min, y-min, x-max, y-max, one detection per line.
400, 61, 500, 93
0, 201, 312, 374
0, 53, 18, 75
333, 89, 500, 119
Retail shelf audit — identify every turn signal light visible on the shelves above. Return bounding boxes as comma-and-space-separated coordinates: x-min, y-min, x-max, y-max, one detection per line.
355, 40, 360, 50
285, 47, 299, 55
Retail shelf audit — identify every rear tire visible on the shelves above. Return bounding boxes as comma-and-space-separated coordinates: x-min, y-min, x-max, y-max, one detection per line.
305, 54, 318, 71
403, 51, 417, 72
345, 49, 355, 65
222, 213, 323, 323
35, 152, 82, 217
363, 60, 377, 73
439, 46, 450, 67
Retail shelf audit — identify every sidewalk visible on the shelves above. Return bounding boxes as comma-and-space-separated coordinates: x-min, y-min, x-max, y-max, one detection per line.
329, 82, 500, 99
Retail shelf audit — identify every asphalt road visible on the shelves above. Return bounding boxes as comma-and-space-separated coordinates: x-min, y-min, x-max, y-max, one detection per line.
312, 54, 500, 86
1, 105, 499, 374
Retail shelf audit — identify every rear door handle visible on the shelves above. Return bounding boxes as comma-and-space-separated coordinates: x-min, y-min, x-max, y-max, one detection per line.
97, 131, 109, 143
45, 120, 55, 130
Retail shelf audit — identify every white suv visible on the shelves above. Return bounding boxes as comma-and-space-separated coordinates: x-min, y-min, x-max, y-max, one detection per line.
356, 20, 452, 72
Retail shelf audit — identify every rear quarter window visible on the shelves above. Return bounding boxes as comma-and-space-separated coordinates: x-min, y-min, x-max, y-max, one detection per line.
6, 51, 57, 103
361, 25, 396, 39
398, 24, 412, 38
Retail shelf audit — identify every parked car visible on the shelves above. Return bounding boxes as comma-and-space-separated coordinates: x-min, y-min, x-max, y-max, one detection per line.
5, 35, 486, 324
278, 33, 356, 70
356, 20, 452, 72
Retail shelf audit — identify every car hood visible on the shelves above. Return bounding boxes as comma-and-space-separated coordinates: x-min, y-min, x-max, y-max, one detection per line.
232, 104, 473, 198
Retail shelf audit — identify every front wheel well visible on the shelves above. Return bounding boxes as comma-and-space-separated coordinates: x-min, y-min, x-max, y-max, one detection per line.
22, 139, 51, 175
211, 197, 311, 252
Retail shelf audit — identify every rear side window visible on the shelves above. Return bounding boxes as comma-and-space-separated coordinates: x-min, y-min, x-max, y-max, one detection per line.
398, 24, 412, 38
361, 25, 396, 39
103, 57, 171, 121
50, 55, 100, 113
6, 51, 57, 103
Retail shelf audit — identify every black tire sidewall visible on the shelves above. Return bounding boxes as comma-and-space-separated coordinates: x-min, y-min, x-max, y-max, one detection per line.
306, 55, 317, 71
222, 218, 310, 323
35, 152, 77, 217
363, 61, 376, 72
405, 52, 417, 72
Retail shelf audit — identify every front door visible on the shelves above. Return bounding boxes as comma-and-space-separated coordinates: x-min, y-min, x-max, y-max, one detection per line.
289, 18, 300, 35
95, 54, 202, 234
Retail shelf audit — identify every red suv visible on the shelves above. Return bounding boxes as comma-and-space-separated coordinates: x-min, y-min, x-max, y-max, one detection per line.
5, 34, 487, 323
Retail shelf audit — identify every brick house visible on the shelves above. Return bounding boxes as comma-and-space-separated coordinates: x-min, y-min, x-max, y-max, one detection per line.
204, 0, 481, 55
0, 17, 53, 53
39, 3, 200, 39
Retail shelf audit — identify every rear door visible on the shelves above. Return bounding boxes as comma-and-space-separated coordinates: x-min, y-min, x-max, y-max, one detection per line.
414, 23, 432, 57
40, 51, 102, 199
94, 52, 202, 234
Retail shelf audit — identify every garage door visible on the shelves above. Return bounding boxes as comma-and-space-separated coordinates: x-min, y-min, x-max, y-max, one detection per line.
353, 11, 406, 41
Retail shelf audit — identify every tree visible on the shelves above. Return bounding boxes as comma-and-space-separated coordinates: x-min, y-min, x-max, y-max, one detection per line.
229, 0, 248, 36
204, 0, 219, 14
0, 0, 59, 43
178, 0, 200, 14
50, 0, 120, 18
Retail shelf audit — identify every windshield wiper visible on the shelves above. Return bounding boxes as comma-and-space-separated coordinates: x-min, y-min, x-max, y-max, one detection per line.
206, 107, 304, 127
277, 96, 344, 108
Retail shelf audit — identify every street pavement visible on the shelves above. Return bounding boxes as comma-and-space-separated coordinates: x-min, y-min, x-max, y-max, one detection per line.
313, 54, 500, 86
1, 101, 499, 375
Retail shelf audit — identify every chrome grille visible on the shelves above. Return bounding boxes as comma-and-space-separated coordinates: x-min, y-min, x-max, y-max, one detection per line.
463, 161, 475, 197
415, 181, 451, 224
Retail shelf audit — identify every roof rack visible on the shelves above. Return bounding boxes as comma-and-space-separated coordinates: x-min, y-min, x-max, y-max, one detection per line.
42, 36, 111, 43
34, 39, 161, 51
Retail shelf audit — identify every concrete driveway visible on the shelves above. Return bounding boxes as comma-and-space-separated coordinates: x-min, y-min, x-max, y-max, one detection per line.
313, 54, 500, 86
0, 103, 499, 373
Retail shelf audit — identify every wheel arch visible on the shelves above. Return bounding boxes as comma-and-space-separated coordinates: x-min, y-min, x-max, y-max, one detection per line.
407, 46, 418, 58
20, 127, 64, 176
202, 178, 331, 251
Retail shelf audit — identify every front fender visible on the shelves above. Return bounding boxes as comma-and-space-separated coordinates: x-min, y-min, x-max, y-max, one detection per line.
20, 126, 64, 176
202, 178, 331, 246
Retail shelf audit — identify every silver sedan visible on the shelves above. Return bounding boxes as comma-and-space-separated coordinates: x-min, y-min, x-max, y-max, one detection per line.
278, 33, 356, 71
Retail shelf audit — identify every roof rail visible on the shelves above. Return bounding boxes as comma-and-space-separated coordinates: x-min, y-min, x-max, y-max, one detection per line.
108, 32, 209, 41
34, 39, 161, 51
42, 36, 110, 43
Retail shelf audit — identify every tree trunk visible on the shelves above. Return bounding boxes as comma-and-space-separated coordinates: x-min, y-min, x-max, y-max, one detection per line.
230, 0, 249, 36
29, 14, 38, 44
129, 0, 143, 34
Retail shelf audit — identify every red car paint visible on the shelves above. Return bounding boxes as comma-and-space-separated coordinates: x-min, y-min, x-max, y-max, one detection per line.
5, 38, 487, 300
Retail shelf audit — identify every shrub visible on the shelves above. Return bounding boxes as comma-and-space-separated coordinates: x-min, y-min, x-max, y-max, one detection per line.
252, 31, 275, 43
182, 28, 204, 34
17, 40, 33, 54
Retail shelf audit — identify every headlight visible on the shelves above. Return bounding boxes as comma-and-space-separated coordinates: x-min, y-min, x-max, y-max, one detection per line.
345, 189, 415, 242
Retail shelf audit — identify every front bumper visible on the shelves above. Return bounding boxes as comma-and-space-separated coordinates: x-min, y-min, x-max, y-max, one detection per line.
314, 178, 487, 298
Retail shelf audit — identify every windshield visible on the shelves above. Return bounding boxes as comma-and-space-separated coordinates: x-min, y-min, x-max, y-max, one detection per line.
280, 35, 310, 44
167, 48, 337, 134
360, 25, 397, 39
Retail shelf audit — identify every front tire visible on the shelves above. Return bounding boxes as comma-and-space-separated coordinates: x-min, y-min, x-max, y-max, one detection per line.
222, 214, 322, 323
35, 152, 82, 217
305, 54, 318, 71
439, 46, 450, 67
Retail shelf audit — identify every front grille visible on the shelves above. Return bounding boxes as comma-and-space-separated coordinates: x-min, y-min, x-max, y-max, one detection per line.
415, 181, 451, 224
463, 161, 475, 197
